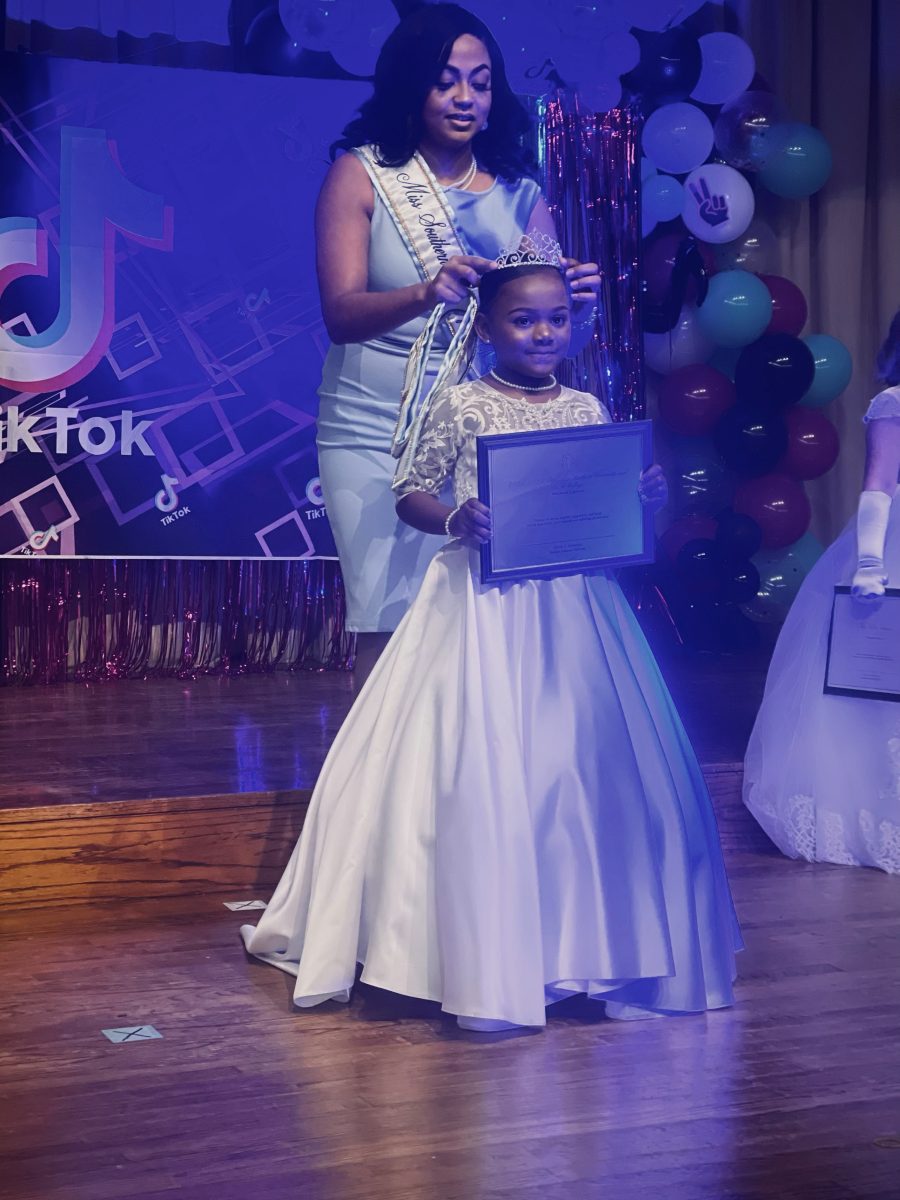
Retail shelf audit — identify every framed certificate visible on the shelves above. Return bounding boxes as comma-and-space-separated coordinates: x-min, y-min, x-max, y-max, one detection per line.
824, 586, 900, 702
476, 420, 655, 585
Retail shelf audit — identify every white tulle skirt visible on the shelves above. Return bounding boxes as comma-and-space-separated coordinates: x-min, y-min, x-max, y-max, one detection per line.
744, 489, 900, 874
242, 543, 742, 1027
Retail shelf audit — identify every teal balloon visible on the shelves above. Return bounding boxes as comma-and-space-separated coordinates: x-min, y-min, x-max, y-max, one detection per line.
799, 333, 853, 407
742, 531, 825, 623
696, 269, 773, 348
758, 123, 833, 199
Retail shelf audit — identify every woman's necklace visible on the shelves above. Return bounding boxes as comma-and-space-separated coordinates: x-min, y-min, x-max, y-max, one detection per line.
443, 156, 478, 191
489, 369, 558, 393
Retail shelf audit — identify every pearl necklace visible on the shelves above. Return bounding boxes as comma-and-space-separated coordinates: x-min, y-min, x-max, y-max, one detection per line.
490, 369, 558, 393
443, 156, 478, 191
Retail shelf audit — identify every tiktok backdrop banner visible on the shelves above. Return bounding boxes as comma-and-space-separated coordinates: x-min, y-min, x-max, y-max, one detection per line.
0, 52, 368, 558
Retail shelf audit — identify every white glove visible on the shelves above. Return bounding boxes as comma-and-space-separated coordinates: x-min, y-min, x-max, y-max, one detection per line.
851, 490, 891, 598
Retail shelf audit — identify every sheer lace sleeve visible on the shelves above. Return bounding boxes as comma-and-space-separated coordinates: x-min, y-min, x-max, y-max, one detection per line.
864, 387, 900, 423
392, 387, 462, 499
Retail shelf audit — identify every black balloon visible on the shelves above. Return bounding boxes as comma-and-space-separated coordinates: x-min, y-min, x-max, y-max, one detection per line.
642, 236, 711, 334
675, 538, 720, 593
715, 509, 764, 561
623, 28, 702, 105
718, 559, 761, 605
713, 405, 788, 477
734, 333, 816, 410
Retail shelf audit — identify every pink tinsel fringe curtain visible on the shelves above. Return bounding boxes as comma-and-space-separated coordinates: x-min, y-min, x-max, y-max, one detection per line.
0, 559, 354, 685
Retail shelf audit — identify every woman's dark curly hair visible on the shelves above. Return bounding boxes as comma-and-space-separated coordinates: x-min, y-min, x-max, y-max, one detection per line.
331, 3, 538, 183
875, 308, 900, 387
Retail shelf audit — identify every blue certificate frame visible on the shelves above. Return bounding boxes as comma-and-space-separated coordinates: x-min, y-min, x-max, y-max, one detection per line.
824, 585, 900, 703
476, 420, 655, 585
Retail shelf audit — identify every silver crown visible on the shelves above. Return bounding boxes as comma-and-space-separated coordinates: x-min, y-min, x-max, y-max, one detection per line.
495, 230, 564, 269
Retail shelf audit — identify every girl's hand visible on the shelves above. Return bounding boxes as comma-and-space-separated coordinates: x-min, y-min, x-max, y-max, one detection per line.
638, 464, 668, 512
448, 498, 492, 545
562, 256, 601, 317
851, 563, 887, 599
425, 255, 496, 309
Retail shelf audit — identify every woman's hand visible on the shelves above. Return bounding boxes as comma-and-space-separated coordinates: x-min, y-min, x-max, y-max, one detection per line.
425, 255, 496, 309
562, 256, 601, 318
638, 464, 668, 512
448, 498, 492, 545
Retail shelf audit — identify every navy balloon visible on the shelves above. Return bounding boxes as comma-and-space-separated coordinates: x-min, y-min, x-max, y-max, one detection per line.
715, 509, 763, 561
623, 28, 702, 105
734, 333, 816, 411
714, 405, 788, 477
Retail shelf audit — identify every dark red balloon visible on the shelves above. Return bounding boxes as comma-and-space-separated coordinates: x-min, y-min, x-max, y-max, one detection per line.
644, 231, 717, 306
758, 274, 808, 337
658, 365, 736, 437
659, 515, 718, 563
779, 406, 840, 480
733, 473, 811, 548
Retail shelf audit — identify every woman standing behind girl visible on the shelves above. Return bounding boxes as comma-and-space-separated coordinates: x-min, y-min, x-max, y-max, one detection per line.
744, 310, 900, 873
243, 259, 741, 1032
315, 4, 600, 683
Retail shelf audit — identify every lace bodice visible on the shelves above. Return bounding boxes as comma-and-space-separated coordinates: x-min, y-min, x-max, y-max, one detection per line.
393, 377, 611, 506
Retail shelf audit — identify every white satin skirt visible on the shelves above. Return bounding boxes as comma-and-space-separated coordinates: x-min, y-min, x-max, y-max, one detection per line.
242, 543, 742, 1027
744, 489, 900, 873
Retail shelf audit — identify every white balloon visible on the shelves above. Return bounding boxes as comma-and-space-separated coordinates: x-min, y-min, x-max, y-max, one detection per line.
644, 305, 714, 375
691, 33, 756, 106
627, 0, 709, 32
601, 30, 640, 76
579, 76, 622, 113
642, 102, 714, 175
682, 162, 755, 245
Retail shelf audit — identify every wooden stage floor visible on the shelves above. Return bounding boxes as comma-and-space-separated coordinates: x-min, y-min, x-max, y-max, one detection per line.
3, 651, 900, 1198
0, 643, 769, 809
3, 846, 900, 1199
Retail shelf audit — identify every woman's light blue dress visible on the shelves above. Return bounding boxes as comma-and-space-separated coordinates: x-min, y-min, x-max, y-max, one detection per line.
316, 160, 541, 632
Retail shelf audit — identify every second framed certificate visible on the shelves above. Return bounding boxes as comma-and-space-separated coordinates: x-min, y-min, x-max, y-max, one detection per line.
824, 586, 900, 702
476, 420, 655, 585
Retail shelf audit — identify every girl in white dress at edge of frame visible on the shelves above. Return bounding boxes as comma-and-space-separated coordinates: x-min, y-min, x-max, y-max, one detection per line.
241, 258, 743, 1032
744, 308, 900, 873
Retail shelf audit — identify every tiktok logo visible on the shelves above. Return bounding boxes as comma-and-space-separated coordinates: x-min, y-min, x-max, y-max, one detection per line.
0, 126, 173, 392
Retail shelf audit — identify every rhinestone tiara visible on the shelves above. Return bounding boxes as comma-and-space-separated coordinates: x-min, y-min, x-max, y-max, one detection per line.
495, 229, 564, 269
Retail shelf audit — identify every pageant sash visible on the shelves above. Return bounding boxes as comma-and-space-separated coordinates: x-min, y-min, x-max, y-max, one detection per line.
354, 145, 472, 281
354, 146, 479, 464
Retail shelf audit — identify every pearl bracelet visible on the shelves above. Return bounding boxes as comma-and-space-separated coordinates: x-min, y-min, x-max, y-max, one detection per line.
444, 505, 461, 538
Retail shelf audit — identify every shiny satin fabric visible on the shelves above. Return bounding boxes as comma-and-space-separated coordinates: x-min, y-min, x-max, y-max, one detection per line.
243, 543, 742, 1027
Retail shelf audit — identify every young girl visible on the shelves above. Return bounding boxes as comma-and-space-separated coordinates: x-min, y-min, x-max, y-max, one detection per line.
242, 262, 741, 1030
744, 310, 900, 873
